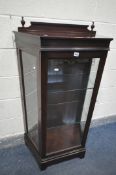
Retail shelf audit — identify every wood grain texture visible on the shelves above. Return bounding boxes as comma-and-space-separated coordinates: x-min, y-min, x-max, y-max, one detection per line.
18, 21, 96, 37
46, 124, 81, 154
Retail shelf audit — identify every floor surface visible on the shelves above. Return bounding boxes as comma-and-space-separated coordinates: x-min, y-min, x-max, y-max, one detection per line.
0, 122, 116, 175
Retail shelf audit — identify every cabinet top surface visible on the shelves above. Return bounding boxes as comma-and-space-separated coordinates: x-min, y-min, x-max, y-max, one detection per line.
14, 20, 113, 54
17, 21, 113, 41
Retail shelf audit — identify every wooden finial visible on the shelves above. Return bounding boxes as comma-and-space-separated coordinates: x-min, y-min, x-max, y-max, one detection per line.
21, 17, 25, 27
91, 21, 95, 31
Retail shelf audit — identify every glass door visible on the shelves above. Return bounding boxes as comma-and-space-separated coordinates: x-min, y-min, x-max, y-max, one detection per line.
46, 56, 100, 155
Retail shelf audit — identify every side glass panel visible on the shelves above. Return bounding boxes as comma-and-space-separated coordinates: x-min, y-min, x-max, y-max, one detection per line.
81, 58, 100, 132
21, 51, 41, 151
46, 57, 100, 154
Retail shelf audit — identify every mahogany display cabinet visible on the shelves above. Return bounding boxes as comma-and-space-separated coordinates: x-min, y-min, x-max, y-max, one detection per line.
14, 19, 113, 170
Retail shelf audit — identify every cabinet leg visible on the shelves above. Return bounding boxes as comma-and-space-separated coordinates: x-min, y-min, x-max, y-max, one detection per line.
39, 164, 47, 171
78, 152, 85, 159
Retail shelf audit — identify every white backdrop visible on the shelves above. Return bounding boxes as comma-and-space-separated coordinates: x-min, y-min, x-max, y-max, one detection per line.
0, 0, 116, 138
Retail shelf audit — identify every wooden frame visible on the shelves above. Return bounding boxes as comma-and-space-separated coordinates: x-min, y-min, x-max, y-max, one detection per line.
14, 20, 113, 170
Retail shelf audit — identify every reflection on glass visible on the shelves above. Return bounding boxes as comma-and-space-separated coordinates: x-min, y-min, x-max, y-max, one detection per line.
22, 52, 41, 151
80, 58, 100, 132
46, 58, 100, 154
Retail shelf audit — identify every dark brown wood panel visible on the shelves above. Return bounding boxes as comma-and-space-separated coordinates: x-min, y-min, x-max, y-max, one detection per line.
42, 51, 108, 60
41, 38, 110, 48
18, 21, 96, 37
46, 124, 81, 154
